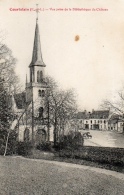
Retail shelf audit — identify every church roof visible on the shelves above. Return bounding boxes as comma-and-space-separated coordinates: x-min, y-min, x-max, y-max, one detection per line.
30, 19, 45, 67
14, 92, 26, 109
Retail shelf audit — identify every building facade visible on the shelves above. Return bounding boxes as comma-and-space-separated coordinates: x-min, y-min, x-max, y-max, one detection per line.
77, 110, 124, 132
108, 114, 124, 132
77, 110, 109, 131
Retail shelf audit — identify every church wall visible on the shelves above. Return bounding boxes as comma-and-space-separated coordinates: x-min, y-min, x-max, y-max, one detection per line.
16, 17, 54, 144
18, 124, 54, 142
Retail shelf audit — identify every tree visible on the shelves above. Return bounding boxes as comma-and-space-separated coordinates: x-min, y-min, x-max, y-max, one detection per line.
102, 90, 124, 115
102, 89, 124, 133
44, 76, 77, 146
0, 39, 21, 155
0, 78, 17, 155
0, 78, 9, 145
0, 43, 21, 94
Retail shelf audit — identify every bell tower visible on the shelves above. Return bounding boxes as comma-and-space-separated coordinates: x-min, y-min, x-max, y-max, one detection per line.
26, 12, 47, 117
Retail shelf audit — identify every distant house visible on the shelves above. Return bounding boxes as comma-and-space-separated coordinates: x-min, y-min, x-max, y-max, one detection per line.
76, 111, 87, 129
89, 110, 109, 130
108, 114, 124, 133
76, 110, 110, 130
76, 109, 124, 132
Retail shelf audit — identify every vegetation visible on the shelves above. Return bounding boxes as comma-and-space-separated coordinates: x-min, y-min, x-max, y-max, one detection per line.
59, 146, 124, 168
16, 141, 33, 156
44, 76, 78, 146
102, 89, 124, 116
0, 39, 20, 155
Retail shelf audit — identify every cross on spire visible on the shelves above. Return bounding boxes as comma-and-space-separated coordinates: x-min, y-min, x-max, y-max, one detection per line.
36, 4, 39, 21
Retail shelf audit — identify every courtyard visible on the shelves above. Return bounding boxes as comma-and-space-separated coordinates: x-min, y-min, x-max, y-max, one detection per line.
79, 130, 124, 148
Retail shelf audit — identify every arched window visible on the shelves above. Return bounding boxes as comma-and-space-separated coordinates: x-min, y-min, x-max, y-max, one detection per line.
38, 90, 42, 97
41, 90, 45, 97
39, 107, 43, 118
36, 129, 46, 143
37, 71, 40, 82
24, 128, 30, 142
40, 71, 43, 82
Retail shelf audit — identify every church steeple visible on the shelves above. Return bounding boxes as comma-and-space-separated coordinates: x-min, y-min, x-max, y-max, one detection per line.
30, 18, 45, 67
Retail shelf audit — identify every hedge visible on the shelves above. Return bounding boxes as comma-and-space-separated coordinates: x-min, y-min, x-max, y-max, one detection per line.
59, 146, 124, 166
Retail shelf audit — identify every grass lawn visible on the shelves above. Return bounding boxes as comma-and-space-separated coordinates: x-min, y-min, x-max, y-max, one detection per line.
0, 156, 124, 195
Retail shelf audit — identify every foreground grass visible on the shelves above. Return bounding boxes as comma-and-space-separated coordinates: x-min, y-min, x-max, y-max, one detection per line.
0, 156, 124, 195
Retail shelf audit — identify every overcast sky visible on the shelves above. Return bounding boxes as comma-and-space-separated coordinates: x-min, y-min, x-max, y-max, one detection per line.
0, 0, 124, 110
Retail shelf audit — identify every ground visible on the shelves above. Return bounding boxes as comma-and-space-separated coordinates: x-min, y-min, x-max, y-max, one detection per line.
0, 156, 124, 195
79, 130, 124, 148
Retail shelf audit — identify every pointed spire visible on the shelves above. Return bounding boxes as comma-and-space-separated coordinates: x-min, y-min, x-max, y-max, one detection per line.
30, 15, 45, 67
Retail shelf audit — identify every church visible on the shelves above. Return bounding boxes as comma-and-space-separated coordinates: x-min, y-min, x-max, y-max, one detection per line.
11, 15, 53, 144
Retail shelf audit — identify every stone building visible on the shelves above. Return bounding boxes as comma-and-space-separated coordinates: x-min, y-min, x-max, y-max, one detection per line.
108, 114, 124, 132
77, 110, 110, 131
11, 16, 53, 143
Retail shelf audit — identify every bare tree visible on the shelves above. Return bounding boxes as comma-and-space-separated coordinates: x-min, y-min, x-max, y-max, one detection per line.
102, 90, 124, 115
44, 76, 77, 146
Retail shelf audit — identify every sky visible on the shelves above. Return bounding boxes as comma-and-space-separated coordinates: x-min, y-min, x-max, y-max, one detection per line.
0, 0, 124, 111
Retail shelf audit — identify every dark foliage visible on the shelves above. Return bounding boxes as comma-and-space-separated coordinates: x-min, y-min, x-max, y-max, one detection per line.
16, 141, 33, 156
57, 131, 84, 150
59, 146, 124, 167
0, 79, 9, 138
36, 142, 52, 151
0, 130, 18, 155
0, 78, 18, 155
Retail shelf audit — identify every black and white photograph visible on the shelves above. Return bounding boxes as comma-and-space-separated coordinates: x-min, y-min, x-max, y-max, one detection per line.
0, 0, 124, 194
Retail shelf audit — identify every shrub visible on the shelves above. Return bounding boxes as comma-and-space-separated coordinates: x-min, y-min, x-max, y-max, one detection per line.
16, 141, 33, 156
0, 129, 18, 155
59, 146, 124, 166
58, 131, 84, 150
36, 142, 52, 151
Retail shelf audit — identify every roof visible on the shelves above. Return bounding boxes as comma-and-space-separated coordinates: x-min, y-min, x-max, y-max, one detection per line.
76, 112, 87, 119
76, 110, 109, 120
30, 19, 45, 67
90, 110, 109, 119
14, 92, 26, 109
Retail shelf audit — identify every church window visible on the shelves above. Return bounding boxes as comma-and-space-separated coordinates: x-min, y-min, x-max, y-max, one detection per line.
40, 71, 43, 82
37, 71, 40, 82
38, 90, 42, 97
37, 71, 43, 83
24, 128, 30, 142
36, 129, 46, 143
41, 90, 45, 97
39, 107, 43, 118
